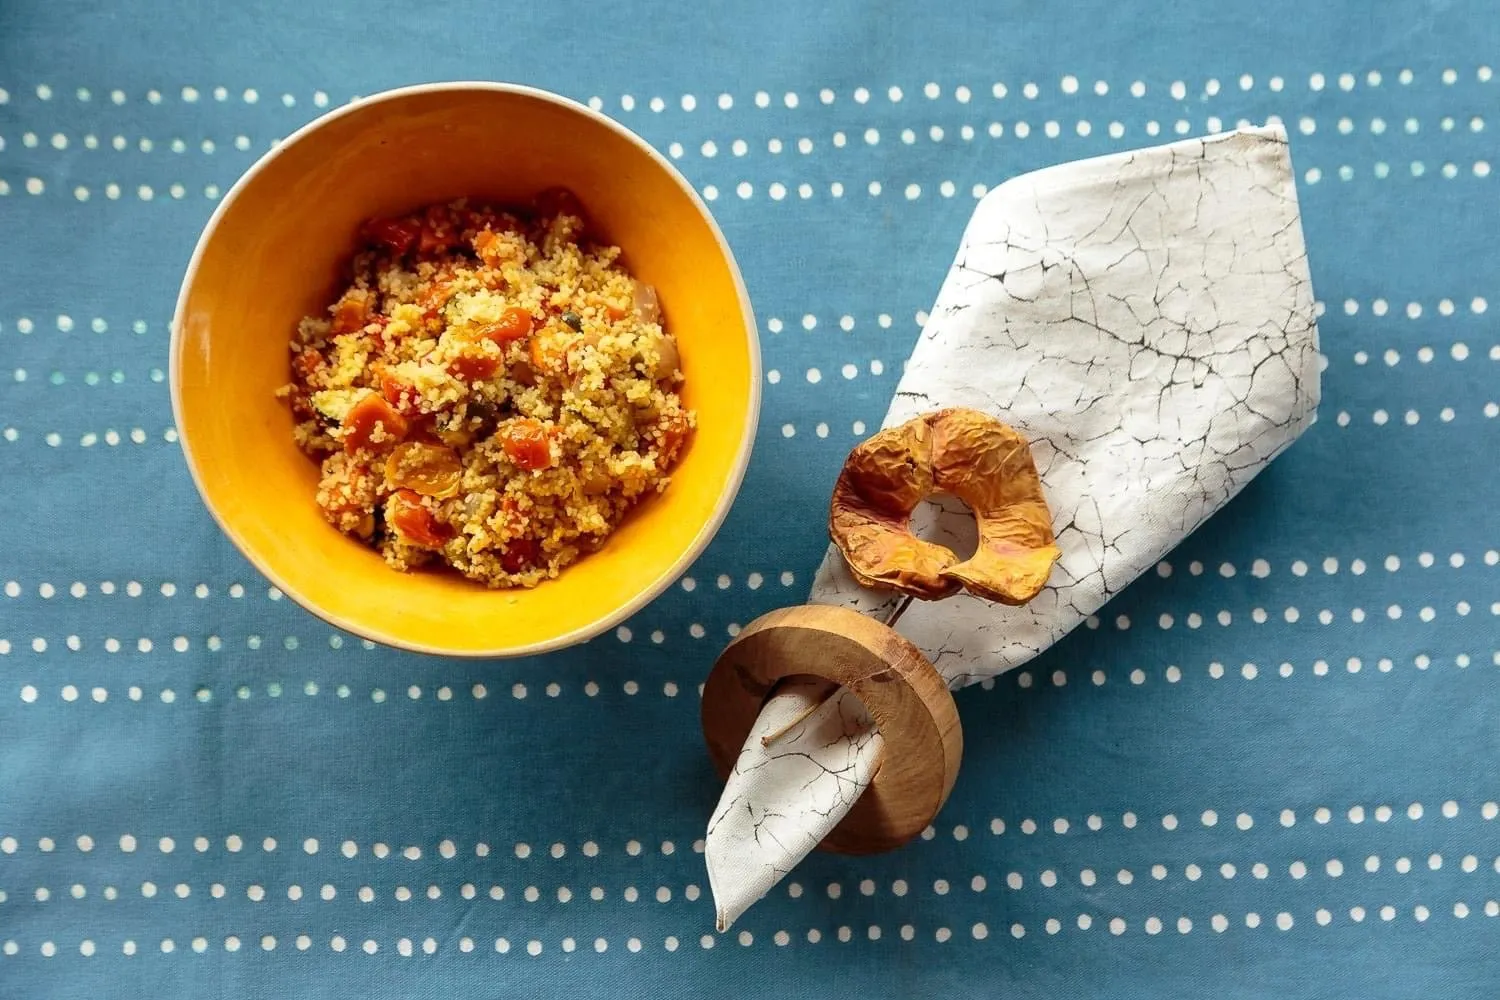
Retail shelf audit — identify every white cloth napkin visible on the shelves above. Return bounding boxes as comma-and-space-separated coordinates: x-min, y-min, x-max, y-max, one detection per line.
706, 125, 1322, 930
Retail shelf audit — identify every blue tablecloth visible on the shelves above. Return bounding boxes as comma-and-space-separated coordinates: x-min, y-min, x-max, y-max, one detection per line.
3, 2, 1498, 996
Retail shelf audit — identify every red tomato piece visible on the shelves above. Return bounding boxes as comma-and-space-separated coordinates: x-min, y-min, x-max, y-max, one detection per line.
447, 352, 499, 382
498, 418, 554, 471
343, 393, 409, 452
388, 489, 452, 548
378, 372, 422, 415
477, 308, 534, 347
293, 348, 324, 384
500, 537, 539, 574
360, 217, 421, 255
657, 411, 691, 463
330, 292, 371, 335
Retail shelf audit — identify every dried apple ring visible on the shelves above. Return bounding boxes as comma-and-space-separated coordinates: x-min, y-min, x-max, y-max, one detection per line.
829, 408, 1061, 605
829, 414, 961, 599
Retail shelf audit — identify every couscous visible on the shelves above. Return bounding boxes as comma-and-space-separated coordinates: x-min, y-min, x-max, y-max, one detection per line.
279, 192, 693, 588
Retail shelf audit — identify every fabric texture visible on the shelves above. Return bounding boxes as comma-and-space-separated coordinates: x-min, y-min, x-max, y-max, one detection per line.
2, 2, 1499, 997
707, 126, 1322, 930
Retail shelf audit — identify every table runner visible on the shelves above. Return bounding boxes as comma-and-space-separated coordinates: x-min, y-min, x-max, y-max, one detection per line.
2, 1, 1498, 996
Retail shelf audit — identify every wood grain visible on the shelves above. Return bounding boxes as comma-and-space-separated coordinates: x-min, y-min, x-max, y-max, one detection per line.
701, 604, 963, 854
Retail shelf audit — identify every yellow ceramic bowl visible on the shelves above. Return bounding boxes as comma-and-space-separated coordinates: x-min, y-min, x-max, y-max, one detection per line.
172, 82, 760, 658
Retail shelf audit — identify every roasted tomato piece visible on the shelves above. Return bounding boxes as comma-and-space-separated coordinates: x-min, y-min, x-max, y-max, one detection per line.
500, 537, 539, 574
656, 411, 691, 463
528, 331, 573, 375
343, 393, 409, 452
378, 372, 423, 415
447, 351, 499, 382
387, 489, 453, 549
360, 217, 421, 255
498, 418, 554, 471
329, 290, 372, 335
477, 307, 534, 347
293, 348, 325, 384
416, 205, 461, 256
385, 441, 463, 498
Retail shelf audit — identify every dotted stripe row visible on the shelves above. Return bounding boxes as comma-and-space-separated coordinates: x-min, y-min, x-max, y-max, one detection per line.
2, 547, 1492, 606
12, 645, 1500, 707
649, 114, 1491, 160
1, 112, 1487, 167
0, 361, 888, 393
0, 179, 222, 200
0, 426, 178, 446
1352, 343, 1498, 366
3, 899, 1499, 958
2, 66, 1492, 113
0, 569, 804, 604
3, 798, 1488, 858
9, 368, 165, 387
1, 132, 264, 154
11, 640, 1498, 709
1, 316, 156, 334
23, 345, 1488, 395
3, 360, 898, 392
5, 603, 1498, 661
7, 852, 1496, 918
587, 68, 1495, 112
6, 157, 1498, 205
1303, 160, 1494, 183
7, 346, 1494, 395
1083, 596, 1497, 632
1330, 402, 1500, 425
2, 880, 708, 904
8, 848, 1498, 911
966, 802, 1487, 839
0, 834, 699, 860
10, 679, 705, 703
14, 650, 1500, 710
1006, 650, 1500, 692
4, 398, 1498, 450
0, 298, 1490, 337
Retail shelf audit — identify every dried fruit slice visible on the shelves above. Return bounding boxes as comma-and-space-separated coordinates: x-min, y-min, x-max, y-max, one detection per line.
385, 441, 463, 498
828, 415, 960, 600
829, 408, 1060, 605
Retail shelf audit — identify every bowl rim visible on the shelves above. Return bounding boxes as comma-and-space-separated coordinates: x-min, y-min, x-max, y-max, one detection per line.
169, 80, 763, 659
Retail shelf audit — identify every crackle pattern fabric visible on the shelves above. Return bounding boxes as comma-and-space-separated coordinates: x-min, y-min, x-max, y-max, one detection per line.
2, 1, 1499, 997
707, 127, 1324, 928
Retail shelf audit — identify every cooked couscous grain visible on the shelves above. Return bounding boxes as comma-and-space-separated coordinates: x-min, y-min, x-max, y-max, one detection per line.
279, 192, 693, 588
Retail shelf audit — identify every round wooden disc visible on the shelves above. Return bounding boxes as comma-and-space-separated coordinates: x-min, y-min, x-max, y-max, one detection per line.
701, 604, 963, 855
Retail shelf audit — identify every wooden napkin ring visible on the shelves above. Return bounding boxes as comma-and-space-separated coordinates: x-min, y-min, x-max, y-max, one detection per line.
700, 604, 963, 855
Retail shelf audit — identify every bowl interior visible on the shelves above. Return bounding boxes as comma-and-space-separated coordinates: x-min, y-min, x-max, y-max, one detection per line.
174, 85, 758, 656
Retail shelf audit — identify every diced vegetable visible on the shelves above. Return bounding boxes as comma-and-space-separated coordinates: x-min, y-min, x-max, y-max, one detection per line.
387, 489, 453, 548
656, 410, 690, 462
330, 290, 372, 335
379, 371, 422, 414
343, 393, 409, 452
498, 418, 554, 471
478, 307, 534, 346
631, 281, 661, 324
509, 359, 536, 386
645, 330, 680, 379
447, 351, 500, 382
529, 332, 569, 374
360, 217, 421, 255
500, 537, 539, 574
293, 348, 325, 384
